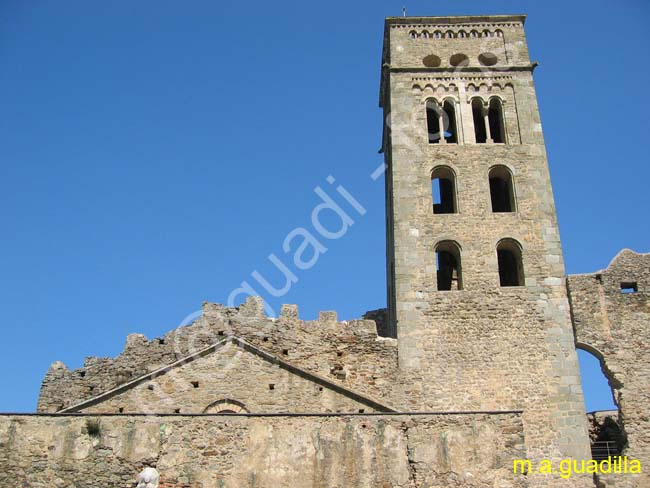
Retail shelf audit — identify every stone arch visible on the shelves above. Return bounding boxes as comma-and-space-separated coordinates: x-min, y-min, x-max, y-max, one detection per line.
431, 165, 458, 214
575, 343, 623, 397
203, 398, 249, 414
435, 240, 463, 291
488, 164, 516, 212
425, 98, 442, 144
488, 97, 506, 143
496, 238, 524, 287
441, 97, 459, 144
471, 97, 488, 144
575, 343, 627, 458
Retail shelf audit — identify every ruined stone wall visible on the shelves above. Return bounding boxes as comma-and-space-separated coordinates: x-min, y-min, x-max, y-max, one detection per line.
0, 412, 526, 488
380, 16, 592, 475
38, 297, 398, 414
77, 339, 380, 415
568, 250, 650, 488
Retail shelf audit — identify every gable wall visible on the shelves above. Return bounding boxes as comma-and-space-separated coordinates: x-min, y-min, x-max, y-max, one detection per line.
78, 341, 376, 414
38, 297, 398, 413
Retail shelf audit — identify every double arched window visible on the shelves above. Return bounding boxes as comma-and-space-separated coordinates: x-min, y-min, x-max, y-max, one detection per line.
426, 98, 458, 144
431, 164, 516, 214
471, 97, 506, 144
432, 238, 525, 290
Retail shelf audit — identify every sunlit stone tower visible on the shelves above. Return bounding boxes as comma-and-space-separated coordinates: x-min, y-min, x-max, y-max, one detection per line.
380, 14, 592, 473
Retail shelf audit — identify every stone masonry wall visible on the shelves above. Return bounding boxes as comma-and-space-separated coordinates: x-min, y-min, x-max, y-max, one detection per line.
38, 297, 398, 414
0, 412, 526, 488
380, 17, 592, 483
568, 249, 650, 488
77, 339, 381, 415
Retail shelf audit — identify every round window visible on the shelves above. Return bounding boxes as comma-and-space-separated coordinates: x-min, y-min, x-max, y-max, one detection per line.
478, 53, 498, 66
449, 53, 469, 67
422, 55, 441, 68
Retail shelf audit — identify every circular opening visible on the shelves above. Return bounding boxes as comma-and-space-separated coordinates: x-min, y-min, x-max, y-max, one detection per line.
478, 52, 498, 66
449, 53, 469, 67
422, 54, 441, 68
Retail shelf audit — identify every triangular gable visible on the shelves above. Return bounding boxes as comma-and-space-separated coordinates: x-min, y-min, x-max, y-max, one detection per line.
60, 336, 395, 414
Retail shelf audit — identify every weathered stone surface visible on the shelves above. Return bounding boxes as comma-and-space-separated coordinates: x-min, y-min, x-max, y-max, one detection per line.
38, 298, 399, 414
569, 250, 650, 487
0, 413, 526, 488
380, 15, 592, 477
73, 338, 389, 415
5, 14, 647, 488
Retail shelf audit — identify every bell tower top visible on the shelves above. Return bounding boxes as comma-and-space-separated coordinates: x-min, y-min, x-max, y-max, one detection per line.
380, 15, 532, 107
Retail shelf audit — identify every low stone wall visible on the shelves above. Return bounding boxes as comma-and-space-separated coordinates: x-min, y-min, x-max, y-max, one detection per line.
0, 412, 526, 488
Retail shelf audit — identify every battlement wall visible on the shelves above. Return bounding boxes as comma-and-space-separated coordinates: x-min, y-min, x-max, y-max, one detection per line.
37, 297, 397, 413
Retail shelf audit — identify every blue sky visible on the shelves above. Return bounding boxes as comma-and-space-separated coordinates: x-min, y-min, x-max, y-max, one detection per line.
0, 1, 647, 412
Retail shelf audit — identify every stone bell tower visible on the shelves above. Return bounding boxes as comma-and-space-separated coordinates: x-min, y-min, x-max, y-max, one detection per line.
380, 15, 592, 468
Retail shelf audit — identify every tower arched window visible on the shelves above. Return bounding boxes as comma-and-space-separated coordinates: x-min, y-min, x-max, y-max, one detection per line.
489, 165, 516, 212
472, 98, 487, 143
442, 99, 458, 144
496, 239, 524, 286
488, 98, 506, 143
426, 99, 441, 144
435, 240, 463, 291
431, 166, 457, 214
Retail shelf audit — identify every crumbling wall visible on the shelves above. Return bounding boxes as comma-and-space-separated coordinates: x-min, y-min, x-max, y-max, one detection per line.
568, 249, 650, 488
38, 297, 398, 413
75, 339, 384, 415
0, 412, 526, 488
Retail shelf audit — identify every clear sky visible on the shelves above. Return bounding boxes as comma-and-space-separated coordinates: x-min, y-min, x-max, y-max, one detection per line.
0, 0, 647, 412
